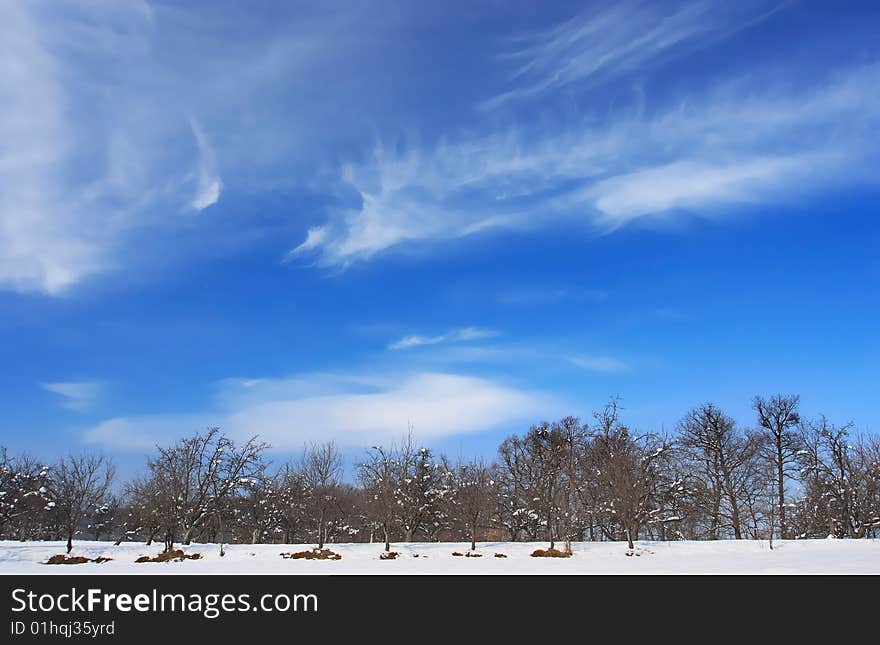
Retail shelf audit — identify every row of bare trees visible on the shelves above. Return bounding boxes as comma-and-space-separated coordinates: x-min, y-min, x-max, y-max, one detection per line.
2, 394, 878, 552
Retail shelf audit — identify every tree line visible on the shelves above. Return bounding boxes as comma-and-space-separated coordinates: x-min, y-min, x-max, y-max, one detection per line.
1, 394, 878, 553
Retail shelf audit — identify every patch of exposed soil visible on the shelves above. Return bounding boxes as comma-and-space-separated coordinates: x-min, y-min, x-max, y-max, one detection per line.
45, 554, 112, 565
135, 549, 202, 563
280, 549, 341, 560
530, 547, 572, 558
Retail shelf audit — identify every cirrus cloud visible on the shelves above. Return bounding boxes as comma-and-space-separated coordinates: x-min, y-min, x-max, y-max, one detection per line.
388, 327, 500, 351
290, 61, 880, 268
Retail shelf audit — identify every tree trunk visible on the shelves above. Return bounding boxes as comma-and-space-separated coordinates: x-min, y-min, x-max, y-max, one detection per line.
66, 532, 73, 554
719, 461, 742, 539
728, 491, 743, 539
776, 438, 786, 539
709, 491, 720, 540
383, 523, 390, 552
626, 527, 634, 550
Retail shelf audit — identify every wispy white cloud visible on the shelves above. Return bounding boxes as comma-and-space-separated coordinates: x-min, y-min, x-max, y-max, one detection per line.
40, 380, 104, 412
0, 1, 206, 294
0, 2, 106, 294
0, 1, 385, 294
85, 413, 209, 451
292, 61, 880, 267
485, 0, 784, 108
84, 372, 554, 451
568, 355, 629, 373
5, 0, 878, 292
189, 118, 222, 211
388, 327, 500, 351
587, 156, 819, 226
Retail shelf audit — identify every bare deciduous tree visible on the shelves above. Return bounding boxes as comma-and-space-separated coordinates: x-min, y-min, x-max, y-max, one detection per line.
274, 464, 310, 544
753, 394, 801, 539
148, 427, 268, 550
49, 454, 115, 553
358, 444, 396, 551
796, 417, 880, 538
584, 400, 680, 549
0, 448, 50, 540
391, 435, 445, 543
450, 458, 494, 551
301, 441, 343, 549
677, 404, 760, 539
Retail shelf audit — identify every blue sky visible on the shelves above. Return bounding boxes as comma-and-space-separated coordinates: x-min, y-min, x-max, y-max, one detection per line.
1, 0, 878, 475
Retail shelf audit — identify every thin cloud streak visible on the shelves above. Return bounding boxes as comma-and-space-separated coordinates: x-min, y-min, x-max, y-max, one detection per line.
189, 118, 222, 211
40, 380, 104, 412
388, 327, 500, 351
568, 355, 629, 373
484, 0, 783, 109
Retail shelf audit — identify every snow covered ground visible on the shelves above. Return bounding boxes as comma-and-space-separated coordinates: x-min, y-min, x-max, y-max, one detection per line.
0, 539, 877, 575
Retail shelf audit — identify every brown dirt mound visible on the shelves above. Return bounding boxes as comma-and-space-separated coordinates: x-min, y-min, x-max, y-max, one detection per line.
46, 554, 113, 565
379, 551, 399, 560
494, 553, 508, 558
135, 549, 202, 563
530, 547, 572, 558
451, 551, 464, 556
465, 551, 482, 558
280, 549, 342, 560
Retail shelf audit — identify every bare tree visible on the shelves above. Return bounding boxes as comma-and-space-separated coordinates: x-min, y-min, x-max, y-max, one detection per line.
0, 448, 50, 540
524, 422, 568, 549
48, 454, 115, 553
796, 417, 880, 538
148, 427, 268, 550
358, 444, 396, 551
495, 437, 541, 541
115, 474, 162, 546
584, 401, 680, 549
450, 458, 495, 551
753, 394, 801, 539
556, 416, 588, 555
677, 404, 759, 539
274, 464, 310, 544
391, 435, 445, 543
301, 441, 343, 549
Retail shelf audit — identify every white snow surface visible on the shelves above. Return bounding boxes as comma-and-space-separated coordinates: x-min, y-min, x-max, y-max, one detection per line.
0, 539, 877, 575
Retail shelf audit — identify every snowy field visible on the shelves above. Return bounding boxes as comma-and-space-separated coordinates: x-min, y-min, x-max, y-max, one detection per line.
0, 539, 878, 575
